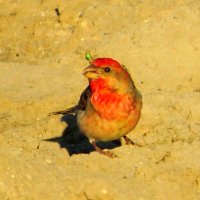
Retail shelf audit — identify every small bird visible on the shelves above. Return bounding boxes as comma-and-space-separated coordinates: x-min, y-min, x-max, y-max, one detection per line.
53, 54, 142, 157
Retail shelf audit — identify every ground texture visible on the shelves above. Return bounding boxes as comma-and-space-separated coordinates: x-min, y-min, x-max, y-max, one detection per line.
0, 0, 200, 199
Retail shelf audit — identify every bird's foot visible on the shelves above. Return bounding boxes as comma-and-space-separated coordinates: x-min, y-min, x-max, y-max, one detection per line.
123, 135, 142, 147
100, 150, 117, 158
91, 140, 117, 158
123, 135, 136, 145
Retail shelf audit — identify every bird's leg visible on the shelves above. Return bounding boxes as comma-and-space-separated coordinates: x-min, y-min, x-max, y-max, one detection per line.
123, 135, 135, 145
90, 139, 117, 158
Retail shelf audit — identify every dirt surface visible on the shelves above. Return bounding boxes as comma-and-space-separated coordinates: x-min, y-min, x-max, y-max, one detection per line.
0, 0, 200, 199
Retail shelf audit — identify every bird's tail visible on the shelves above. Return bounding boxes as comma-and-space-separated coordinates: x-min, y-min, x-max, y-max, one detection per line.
50, 105, 78, 115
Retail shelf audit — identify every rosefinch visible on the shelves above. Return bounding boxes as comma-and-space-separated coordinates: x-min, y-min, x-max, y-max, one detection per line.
53, 55, 142, 157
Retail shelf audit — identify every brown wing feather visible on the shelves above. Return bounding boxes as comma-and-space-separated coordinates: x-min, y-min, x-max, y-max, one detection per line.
51, 86, 91, 115
51, 106, 78, 115
77, 86, 91, 111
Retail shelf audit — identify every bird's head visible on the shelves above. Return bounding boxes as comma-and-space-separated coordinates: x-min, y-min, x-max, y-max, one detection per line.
83, 58, 135, 94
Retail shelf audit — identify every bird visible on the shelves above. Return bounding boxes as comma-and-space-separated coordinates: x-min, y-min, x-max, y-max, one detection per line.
52, 54, 142, 157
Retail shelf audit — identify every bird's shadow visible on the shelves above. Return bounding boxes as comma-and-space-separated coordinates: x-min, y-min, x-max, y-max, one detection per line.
45, 113, 121, 156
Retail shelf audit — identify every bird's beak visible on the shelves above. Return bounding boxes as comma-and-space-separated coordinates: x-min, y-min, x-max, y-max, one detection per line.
83, 65, 99, 79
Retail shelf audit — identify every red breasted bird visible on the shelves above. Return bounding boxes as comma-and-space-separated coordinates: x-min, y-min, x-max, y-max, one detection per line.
53, 54, 142, 157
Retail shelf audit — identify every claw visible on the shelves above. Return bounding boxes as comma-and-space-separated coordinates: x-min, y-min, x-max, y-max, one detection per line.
90, 139, 117, 158
123, 135, 142, 147
123, 135, 135, 145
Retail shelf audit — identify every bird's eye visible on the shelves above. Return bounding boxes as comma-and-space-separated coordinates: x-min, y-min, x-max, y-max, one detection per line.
104, 67, 111, 73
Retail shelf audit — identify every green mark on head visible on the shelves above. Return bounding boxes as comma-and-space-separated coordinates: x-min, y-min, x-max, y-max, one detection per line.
85, 52, 94, 63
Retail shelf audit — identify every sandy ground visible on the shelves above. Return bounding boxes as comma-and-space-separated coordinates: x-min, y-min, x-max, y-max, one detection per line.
0, 0, 200, 199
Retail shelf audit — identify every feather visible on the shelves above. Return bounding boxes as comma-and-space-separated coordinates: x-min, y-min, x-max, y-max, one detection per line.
51, 86, 91, 115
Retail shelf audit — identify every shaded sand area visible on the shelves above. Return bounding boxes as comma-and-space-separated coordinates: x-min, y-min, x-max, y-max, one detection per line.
0, 0, 200, 199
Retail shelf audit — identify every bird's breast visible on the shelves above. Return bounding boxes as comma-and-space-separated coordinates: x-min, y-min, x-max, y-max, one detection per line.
77, 91, 141, 141
91, 91, 135, 120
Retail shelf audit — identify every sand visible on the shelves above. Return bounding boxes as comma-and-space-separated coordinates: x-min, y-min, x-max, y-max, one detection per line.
0, 0, 200, 199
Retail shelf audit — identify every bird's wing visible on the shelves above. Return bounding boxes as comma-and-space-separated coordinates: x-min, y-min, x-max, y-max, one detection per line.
77, 86, 91, 111
51, 86, 91, 115
51, 106, 78, 115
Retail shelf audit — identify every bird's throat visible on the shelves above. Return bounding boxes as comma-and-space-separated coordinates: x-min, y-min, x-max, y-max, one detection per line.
89, 78, 110, 92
